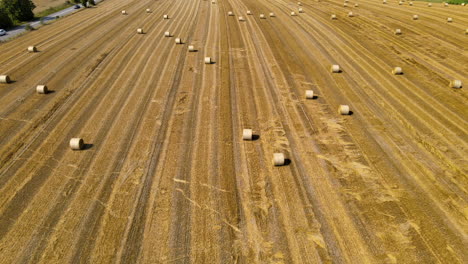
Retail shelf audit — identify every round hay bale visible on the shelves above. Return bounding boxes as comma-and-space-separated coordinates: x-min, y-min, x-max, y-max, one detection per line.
447, 17, 453, 22
392, 67, 403, 75
444, 2, 448, 6
164, 31, 171, 37
409, 2, 413, 6
211, 0, 216, 3
121, 10, 127, 15
291, 11, 297, 16
242, 129, 253, 140
465, 29, 468, 35
204, 57, 212, 64
175, 38, 182, 44
36, 85, 48, 94
270, 12, 275, 17
343, 3, 348, 7
146, 8, 151, 13
228, 11, 234, 16
137, 28, 144, 34
344, 0, 349, 2
299, 8, 304, 13
338, 105, 350, 115
247, 10, 252, 15
399, 1, 403, 5
273, 153, 286, 166
260, 14, 266, 19
461, 3, 465, 6
413, 15, 418, 20
331, 14, 337, 20
427, 3, 432, 7
238, 16, 245, 21
354, 3, 359, 7
70, 138, 84, 150
383, 0, 387, 4
395, 28, 402, 35
331, 64, 340, 73
298, 1, 302, 5
27, 46, 37, 52
0, 75, 11, 83
348, 11, 354, 17
450, 80, 462, 88
163, 14, 169, 19
305, 90, 314, 99
188, 45, 195, 52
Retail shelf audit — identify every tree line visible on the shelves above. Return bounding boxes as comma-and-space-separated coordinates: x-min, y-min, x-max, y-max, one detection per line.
0, 0, 36, 28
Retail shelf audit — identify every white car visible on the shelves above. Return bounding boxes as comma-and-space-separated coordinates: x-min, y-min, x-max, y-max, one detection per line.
0, 29, 6, 36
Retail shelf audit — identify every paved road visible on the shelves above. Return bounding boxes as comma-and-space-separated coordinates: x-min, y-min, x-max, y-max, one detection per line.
0, 3, 99, 42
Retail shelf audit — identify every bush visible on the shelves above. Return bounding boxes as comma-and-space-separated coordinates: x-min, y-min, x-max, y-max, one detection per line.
24, 24, 33, 31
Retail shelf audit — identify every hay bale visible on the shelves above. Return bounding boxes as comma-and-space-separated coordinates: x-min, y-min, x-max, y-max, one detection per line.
331, 14, 337, 20
260, 14, 266, 19
70, 138, 84, 150
348, 11, 354, 17
291, 11, 297, 16
444, 2, 448, 6
465, 29, 468, 35
413, 15, 419, 20
331, 64, 340, 73
399, 1, 403, 5
0, 75, 11, 83
273, 153, 286, 166
164, 31, 171, 37
338, 105, 350, 115
175, 38, 182, 44
305, 90, 314, 99
392, 67, 403, 75
427, 3, 432, 7
247, 10, 252, 15
121, 10, 127, 15
228, 11, 234, 16
27, 46, 37, 52
450, 80, 462, 88
354, 3, 359, 7
242, 129, 253, 140
409, 2, 413, 6
137, 28, 144, 34
343, 3, 348, 7
383, 0, 387, 4
299, 8, 304, 13
270, 12, 275, 17
395, 28, 402, 35
163, 14, 169, 19
36, 85, 48, 94
205, 57, 212, 64
188, 45, 196, 52
298, 1, 302, 5
146, 8, 151, 13
447, 17, 453, 22
238, 16, 245, 21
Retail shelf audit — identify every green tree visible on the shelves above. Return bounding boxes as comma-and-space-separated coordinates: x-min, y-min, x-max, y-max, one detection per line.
0, 7, 14, 28
2, 0, 36, 21
89, 0, 95, 6
80, 0, 87, 7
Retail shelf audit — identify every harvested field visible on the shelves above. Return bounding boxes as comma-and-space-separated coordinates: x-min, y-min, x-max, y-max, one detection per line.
0, 0, 467, 263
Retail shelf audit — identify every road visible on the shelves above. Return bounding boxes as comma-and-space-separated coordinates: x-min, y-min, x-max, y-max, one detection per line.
0, 3, 99, 42
0, 0, 466, 263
